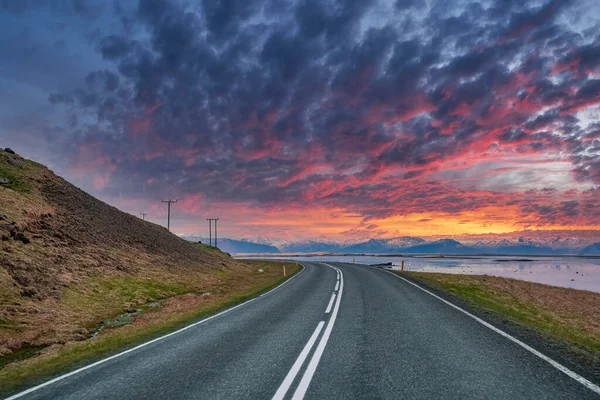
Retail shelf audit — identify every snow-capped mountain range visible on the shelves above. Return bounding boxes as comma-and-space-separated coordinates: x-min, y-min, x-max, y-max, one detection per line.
182, 232, 600, 255
469, 237, 590, 251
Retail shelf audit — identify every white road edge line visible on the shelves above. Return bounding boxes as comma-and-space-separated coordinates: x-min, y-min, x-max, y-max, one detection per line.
382, 269, 600, 396
6, 264, 307, 400
325, 293, 336, 314
292, 264, 343, 400
271, 321, 325, 400
334, 281, 340, 291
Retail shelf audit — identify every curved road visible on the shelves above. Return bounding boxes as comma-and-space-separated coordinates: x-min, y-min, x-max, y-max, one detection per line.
7, 262, 600, 399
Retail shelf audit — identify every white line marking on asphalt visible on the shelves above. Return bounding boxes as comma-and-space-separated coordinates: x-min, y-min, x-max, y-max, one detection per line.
325, 293, 336, 314
383, 269, 600, 396
6, 265, 307, 400
292, 264, 343, 400
272, 321, 325, 400
334, 281, 339, 291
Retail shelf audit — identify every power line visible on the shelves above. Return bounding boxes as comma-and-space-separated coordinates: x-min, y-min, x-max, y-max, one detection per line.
161, 199, 177, 231
140, 212, 148, 220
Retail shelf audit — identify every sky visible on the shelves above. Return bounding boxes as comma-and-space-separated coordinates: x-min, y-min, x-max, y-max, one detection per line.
1, 0, 600, 243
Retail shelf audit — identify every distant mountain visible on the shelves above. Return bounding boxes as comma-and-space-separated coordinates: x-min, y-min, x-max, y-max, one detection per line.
383, 236, 428, 248
453, 231, 600, 252
280, 240, 344, 253
216, 239, 280, 254
545, 236, 590, 251
340, 239, 391, 253
280, 236, 427, 253
183, 236, 279, 253
580, 242, 600, 255
471, 237, 556, 255
482, 244, 556, 255
277, 236, 569, 254
253, 236, 294, 248
404, 239, 474, 254
182, 233, 600, 255
340, 237, 427, 253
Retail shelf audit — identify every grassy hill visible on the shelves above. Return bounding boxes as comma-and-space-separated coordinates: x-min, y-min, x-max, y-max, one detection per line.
0, 148, 296, 387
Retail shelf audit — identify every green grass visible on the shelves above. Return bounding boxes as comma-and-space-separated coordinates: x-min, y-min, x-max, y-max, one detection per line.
192, 242, 227, 254
0, 154, 42, 194
402, 272, 600, 354
61, 276, 190, 320
0, 165, 30, 193
0, 346, 45, 370
0, 261, 301, 395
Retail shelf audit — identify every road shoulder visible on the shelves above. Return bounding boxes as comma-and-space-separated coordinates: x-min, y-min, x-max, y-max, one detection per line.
389, 269, 600, 386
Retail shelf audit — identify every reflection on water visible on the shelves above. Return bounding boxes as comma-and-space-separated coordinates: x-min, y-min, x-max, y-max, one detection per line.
245, 255, 600, 293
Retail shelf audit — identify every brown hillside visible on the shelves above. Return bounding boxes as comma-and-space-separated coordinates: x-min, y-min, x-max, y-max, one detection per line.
0, 148, 249, 357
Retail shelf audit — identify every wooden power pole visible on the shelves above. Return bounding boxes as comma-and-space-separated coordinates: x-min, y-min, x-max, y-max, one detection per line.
215, 218, 219, 248
207, 219, 212, 246
207, 218, 219, 247
161, 199, 177, 231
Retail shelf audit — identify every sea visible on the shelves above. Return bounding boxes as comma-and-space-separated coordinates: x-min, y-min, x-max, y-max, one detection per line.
236, 254, 600, 293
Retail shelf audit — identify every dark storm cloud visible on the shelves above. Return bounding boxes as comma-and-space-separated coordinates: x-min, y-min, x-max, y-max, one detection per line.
3, 0, 600, 230
202, 0, 263, 40
394, 0, 423, 11
557, 40, 600, 73
85, 70, 120, 92
296, 0, 376, 42
504, 0, 568, 37
1, 0, 105, 17
0, 0, 30, 14
99, 35, 132, 60
574, 79, 600, 101
48, 93, 74, 105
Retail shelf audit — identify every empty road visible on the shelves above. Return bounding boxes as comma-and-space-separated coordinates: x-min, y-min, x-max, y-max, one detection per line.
8, 262, 600, 399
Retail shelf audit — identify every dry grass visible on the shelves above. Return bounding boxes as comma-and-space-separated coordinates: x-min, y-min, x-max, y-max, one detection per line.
0, 261, 300, 394
0, 149, 301, 392
402, 272, 600, 353
0, 150, 255, 355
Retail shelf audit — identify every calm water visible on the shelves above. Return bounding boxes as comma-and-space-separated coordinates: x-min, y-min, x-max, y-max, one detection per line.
239, 255, 600, 293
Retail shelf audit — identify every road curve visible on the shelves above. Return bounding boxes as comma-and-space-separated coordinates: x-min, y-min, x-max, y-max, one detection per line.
6, 262, 599, 399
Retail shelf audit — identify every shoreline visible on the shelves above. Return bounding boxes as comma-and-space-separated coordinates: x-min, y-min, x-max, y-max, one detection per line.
236, 252, 600, 259
237, 255, 600, 293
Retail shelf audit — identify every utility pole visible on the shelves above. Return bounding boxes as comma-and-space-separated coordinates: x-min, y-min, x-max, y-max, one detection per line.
215, 218, 219, 249
207, 219, 212, 246
207, 218, 219, 247
140, 212, 148, 221
161, 199, 177, 231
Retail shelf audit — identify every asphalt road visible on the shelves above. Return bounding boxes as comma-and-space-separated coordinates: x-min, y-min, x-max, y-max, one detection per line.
8, 262, 600, 399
